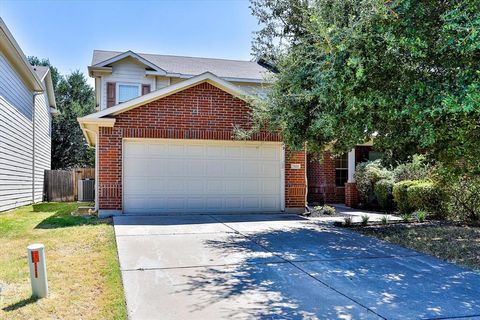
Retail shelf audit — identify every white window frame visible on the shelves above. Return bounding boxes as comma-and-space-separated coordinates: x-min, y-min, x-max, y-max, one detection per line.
116, 82, 141, 104
335, 153, 348, 187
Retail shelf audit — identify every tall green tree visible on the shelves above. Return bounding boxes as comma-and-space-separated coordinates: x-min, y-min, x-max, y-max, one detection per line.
249, 0, 480, 174
28, 56, 95, 169
52, 71, 95, 169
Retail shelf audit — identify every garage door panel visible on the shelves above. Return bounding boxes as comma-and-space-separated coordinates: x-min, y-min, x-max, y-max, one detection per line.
146, 178, 166, 193
147, 142, 167, 155
186, 160, 205, 176
243, 161, 261, 177
206, 198, 223, 210
243, 180, 262, 193
124, 142, 146, 155
123, 140, 282, 214
168, 144, 185, 156
185, 144, 205, 157
206, 145, 224, 157
186, 198, 205, 209
243, 197, 260, 209
225, 181, 242, 194
262, 163, 280, 177
225, 146, 242, 158
187, 180, 205, 193
262, 197, 279, 209
262, 179, 280, 194
261, 146, 279, 160
164, 179, 185, 193
224, 161, 242, 177
206, 180, 224, 193
123, 177, 148, 195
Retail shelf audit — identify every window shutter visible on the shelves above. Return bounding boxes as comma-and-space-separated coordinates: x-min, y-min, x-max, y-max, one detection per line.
107, 82, 116, 108
142, 84, 151, 95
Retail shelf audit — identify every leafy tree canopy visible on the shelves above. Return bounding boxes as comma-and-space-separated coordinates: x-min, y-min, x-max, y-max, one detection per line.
250, 0, 480, 175
28, 56, 95, 169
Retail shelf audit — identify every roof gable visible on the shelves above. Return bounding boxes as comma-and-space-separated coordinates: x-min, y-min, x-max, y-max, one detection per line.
92, 50, 167, 75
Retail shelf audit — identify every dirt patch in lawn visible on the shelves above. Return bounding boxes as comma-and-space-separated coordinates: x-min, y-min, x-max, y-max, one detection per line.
0, 203, 126, 320
355, 221, 480, 271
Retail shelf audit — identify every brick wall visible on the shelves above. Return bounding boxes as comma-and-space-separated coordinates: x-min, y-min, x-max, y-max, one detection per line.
285, 150, 307, 208
98, 82, 306, 211
307, 152, 345, 204
307, 147, 373, 205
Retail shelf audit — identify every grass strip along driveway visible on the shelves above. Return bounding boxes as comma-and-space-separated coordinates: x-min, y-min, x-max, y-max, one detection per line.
0, 203, 126, 320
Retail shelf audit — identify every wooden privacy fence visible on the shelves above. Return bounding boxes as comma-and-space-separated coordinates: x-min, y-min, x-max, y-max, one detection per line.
43, 168, 95, 202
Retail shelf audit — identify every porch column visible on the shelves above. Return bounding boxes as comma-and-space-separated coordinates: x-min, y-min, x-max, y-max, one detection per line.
345, 148, 359, 207
347, 148, 356, 182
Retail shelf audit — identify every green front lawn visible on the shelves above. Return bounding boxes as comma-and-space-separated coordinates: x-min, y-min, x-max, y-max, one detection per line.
0, 203, 126, 319
356, 222, 480, 271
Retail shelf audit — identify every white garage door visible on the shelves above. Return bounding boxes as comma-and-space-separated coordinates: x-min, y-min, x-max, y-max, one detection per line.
123, 139, 284, 214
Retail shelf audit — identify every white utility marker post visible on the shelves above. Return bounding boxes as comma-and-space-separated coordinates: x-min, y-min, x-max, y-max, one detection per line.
347, 148, 356, 182
27, 243, 48, 298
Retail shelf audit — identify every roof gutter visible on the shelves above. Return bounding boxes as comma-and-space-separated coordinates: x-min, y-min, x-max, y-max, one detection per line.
77, 117, 116, 146
0, 18, 44, 92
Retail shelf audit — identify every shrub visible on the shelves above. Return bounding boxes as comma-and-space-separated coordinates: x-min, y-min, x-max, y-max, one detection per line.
381, 215, 389, 225
355, 160, 393, 204
436, 173, 480, 221
393, 155, 432, 182
401, 213, 412, 222
393, 180, 418, 213
313, 205, 336, 215
406, 180, 442, 214
374, 179, 395, 210
414, 210, 427, 223
361, 214, 370, 225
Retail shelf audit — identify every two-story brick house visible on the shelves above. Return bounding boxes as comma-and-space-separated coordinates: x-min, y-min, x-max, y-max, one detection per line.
79, 50, 369, 217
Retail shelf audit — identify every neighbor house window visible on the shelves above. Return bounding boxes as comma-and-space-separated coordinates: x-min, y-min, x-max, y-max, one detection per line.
335, 153, 348, 187
117, 83, 140, 103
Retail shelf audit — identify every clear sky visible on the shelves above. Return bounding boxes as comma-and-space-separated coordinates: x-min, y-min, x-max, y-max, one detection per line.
0, 0, 258, 85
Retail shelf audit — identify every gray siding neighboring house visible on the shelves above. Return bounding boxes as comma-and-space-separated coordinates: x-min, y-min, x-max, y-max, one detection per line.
0, 19, 56, 211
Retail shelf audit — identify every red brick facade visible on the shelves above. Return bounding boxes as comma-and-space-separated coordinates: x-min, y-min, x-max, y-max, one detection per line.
307, 152, 344, 204
345, 182, 359, 207
307, 147, 371, 205
97, 82, 306, 212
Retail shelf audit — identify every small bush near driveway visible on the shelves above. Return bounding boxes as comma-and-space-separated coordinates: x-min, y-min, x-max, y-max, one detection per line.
0, 203, 126, 320
356, 222, 480, 271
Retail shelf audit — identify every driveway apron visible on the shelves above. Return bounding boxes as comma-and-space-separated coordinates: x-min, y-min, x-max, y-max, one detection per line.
114, 214, 480, 320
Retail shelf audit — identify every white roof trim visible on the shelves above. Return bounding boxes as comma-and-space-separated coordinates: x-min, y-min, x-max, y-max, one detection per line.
0, 18, 44, 92
82, 72, 250, 119
92, 50, 167, 75
43, 68, 57, 109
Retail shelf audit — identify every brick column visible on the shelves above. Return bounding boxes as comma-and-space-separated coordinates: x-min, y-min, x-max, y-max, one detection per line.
345, 182, 359, 207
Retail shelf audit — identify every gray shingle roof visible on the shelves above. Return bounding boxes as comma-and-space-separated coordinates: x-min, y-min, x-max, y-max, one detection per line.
91, 50, 271, 81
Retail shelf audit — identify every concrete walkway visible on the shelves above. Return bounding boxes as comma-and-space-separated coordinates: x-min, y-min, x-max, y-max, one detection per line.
114, 214, 480, 320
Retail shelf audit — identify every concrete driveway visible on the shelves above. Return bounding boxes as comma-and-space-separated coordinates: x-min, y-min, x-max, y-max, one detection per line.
113, 214, 480, 320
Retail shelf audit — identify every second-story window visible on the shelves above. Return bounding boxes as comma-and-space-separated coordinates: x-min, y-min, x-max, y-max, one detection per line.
117, 83, 140, 103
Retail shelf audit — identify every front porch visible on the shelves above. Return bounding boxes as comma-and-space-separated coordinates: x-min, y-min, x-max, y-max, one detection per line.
307, 145, 378, 208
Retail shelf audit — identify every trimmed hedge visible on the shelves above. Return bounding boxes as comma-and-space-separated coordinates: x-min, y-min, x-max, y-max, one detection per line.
407, 180, 442, 214
393, 180, 441, 214
393, 180, 418, 213
374, 179, 395, 210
